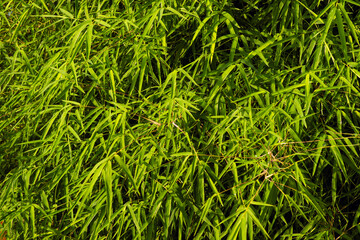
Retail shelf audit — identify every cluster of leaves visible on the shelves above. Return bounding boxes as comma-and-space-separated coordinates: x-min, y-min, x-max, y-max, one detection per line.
1, 0, 360, 239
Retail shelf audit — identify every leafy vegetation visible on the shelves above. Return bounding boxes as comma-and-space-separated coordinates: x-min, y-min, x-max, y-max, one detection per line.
1, 0, 360, 239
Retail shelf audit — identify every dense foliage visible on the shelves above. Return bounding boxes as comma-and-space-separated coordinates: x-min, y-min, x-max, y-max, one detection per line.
1, 0, 360, 239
